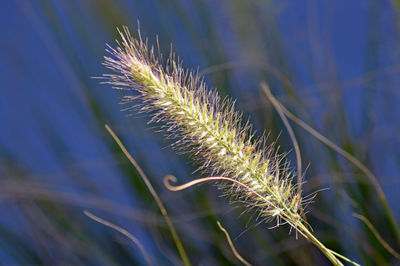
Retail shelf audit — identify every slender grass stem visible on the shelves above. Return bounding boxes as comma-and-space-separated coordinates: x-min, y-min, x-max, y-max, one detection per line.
84, 211, 153, 266
217, 221, 252, 266
260, 82, 400, 246
105, 125, 191, 266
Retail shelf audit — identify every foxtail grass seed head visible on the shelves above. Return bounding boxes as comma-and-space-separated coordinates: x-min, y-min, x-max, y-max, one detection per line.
102, 27, 363, 266
103, 27, 304, 230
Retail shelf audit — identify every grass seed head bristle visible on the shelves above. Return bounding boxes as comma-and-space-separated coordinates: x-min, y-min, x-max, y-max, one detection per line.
103, 26, 304, 229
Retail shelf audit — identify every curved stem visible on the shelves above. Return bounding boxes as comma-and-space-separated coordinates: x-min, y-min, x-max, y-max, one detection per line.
105, 125, 191, 266
260, 82, 400, 244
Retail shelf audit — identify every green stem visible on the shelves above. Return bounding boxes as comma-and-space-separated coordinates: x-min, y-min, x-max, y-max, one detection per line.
295, 221, 360, 266
105, 125, 191, 266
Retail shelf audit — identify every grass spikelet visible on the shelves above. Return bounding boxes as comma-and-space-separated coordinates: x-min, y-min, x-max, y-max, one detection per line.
102, 26, 360, 266
103, 26, 300, 227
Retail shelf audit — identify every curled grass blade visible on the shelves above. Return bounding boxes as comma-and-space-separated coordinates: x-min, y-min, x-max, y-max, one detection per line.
164, 174, 359, 266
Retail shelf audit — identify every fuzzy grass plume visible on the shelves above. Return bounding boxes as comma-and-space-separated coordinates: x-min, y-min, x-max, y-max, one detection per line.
102, 26, 359, 266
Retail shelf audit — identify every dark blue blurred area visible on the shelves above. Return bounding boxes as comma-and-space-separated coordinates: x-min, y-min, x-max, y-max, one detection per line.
1, 0, 399, 265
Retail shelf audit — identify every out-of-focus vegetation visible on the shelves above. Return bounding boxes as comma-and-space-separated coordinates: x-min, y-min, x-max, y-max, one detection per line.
1, 1, 400, 265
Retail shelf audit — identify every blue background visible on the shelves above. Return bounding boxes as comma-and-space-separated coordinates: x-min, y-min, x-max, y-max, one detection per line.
1, 0, 399, 265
